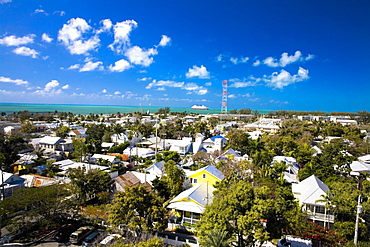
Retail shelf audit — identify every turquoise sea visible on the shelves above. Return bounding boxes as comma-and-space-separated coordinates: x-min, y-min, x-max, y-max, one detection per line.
0, 103, 271, 115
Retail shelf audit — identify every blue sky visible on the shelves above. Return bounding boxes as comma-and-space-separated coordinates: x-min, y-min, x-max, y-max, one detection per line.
0, 0, 369, 112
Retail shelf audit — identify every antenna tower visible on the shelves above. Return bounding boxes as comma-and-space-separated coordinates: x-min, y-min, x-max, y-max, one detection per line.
221, 80, 228, 114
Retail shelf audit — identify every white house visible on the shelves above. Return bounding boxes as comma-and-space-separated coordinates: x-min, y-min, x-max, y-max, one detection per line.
167, 138, 192, 155
111, 133, 129, 144
202, 135, 227, 153
4, 125, 22, 135
37, 136, 72, 152
272, 156, 299, 183
91, 154, 117, 164
122, 147, 156, 159
145, 161, 165, 177
292, 175, 334, 228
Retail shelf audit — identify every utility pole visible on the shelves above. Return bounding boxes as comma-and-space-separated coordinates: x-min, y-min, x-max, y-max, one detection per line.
354, 194, 362, 246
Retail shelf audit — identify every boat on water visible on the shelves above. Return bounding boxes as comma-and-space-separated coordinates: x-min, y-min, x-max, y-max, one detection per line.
191, 104, 209, 110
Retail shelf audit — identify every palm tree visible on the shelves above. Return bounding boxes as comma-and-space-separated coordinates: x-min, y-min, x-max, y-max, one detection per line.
200, 229, 232, 247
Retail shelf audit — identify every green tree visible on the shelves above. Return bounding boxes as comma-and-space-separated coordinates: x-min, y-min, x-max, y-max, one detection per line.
156, 107, 170, 114
199, 228, 232, 247
68, 166, 111, 204
163, 160, 185, 197
0, 184, 72, 231
55, 126, 71, 139
108, 185, 167, 235
108, 142, 130, 153
0, 133, 28, 171
155, 151, 181, 163
197, 180, 269, 247
72, 138, 88, 162
225, 129, 250, 155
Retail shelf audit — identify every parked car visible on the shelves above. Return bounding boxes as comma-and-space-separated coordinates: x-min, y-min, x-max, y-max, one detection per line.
277, 238, 291, 247
70, 226, 94, 244
99, 234, 122, 247
82, 231, 106, 247
54, 224, 77, 243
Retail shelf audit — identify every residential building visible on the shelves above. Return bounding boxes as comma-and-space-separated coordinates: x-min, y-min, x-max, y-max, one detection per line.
0, 172, 26, 199
21, 174, 58, 187
167, 182, 215, 226
68, 128, 87, 139
37, 136, 72, 152
113, 171, 156, 193
292, 175, 334, 228
185, 165, 224, 187
202, 135, 227, 153
145, 161, 165, 177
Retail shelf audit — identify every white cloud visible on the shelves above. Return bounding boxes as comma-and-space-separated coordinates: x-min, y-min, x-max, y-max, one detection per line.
229, 78, 259, 88
62, 84, 70, 89
216, 54, 223, 62
34, 80, 62, 96
34, 9, 46, 14
0, 34, 35, 46
125, 46, 158, 67
264, 67, 309, 89
182, 83, 208, 95
44, 80, 59, 91
262, 51, 314, 67
13, 46, 39, 58
139, 77, 152, 81
108, 20, 138, 53
108, 59, 131, 72
67, 64, 80, 70
42, 33, 53, 43
253, 60, 261, 66
97, 19, 113, 34
146, 79, 208, 95
102, 89, 107, 93
205, 82, 212, 86
158, 35, 171, 47
79, 61, 103, 72
0, 0, 12, 3
146, 79, 184, 89
53, 11, 65, 16
114, 91, 121, 95
0, 76, 29, 85
230, 56, 249, 65
185, 65, 210, 79
58, 18, 100, 55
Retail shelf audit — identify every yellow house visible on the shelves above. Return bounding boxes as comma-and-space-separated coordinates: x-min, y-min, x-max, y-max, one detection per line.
185, 165, 224, 187
167, 182, 215, 226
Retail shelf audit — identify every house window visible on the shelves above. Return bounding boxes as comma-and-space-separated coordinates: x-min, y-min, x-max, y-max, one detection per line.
202, 174, 206, 179
193, 179, 198, 184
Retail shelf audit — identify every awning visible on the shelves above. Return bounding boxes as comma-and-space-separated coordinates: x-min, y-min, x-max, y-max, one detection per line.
167, 201, 205, 214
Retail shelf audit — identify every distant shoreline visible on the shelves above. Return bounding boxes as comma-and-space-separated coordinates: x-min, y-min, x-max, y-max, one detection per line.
1, 103, 264, 115
0, 103, 359, 116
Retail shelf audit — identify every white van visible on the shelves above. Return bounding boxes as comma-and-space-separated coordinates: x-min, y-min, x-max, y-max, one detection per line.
99, 234, 122, 247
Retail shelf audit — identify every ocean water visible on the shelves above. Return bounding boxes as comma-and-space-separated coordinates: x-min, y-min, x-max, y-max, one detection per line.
0, 103, 265, 115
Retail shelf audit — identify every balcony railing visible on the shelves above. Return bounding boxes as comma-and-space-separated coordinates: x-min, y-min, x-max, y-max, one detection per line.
308, 212, 334, 222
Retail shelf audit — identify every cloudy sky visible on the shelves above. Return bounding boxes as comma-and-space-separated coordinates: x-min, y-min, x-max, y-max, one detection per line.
0, 0, 369, 112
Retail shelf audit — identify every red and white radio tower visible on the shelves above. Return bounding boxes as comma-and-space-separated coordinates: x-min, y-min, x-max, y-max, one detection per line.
221, 80, 228, 114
